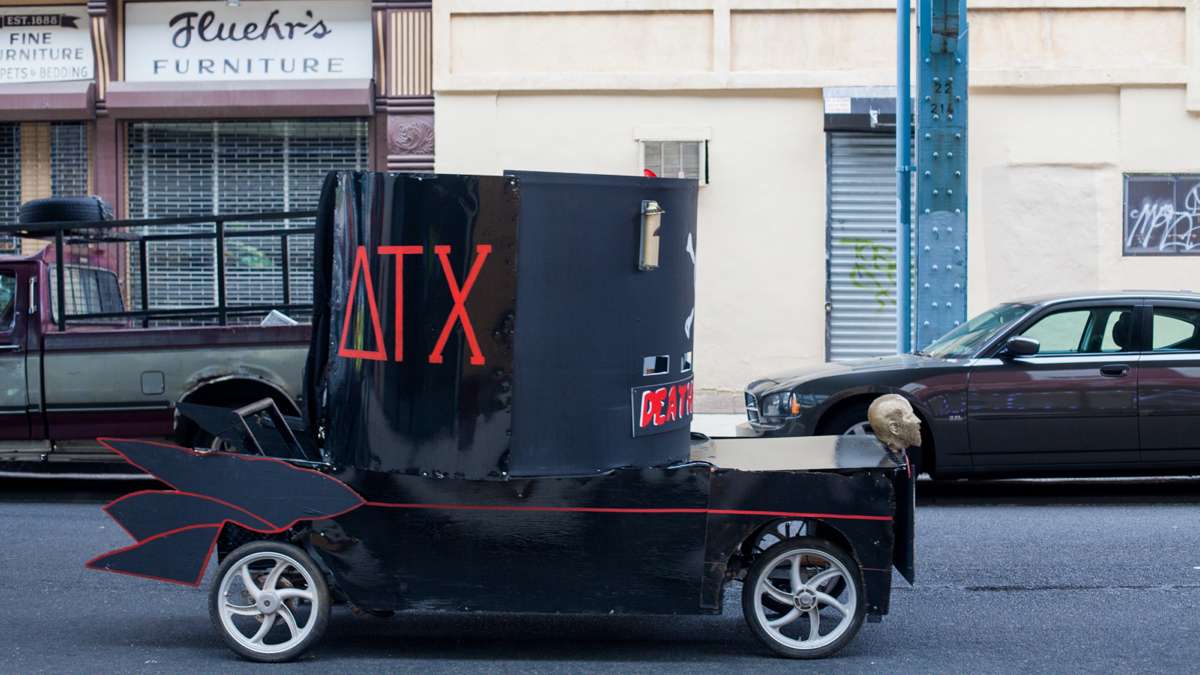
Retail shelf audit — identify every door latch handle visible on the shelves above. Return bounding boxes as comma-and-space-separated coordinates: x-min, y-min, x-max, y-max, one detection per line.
1100, 364, 1130, 377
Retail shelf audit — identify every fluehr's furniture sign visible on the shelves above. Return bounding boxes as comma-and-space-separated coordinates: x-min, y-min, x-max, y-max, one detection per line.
124, 0, 371, 82
1124, 174, 1200, 255
0, 6, 93, 83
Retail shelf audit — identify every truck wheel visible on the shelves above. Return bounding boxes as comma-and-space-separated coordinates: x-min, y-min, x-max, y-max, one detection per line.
18, 196, 112, 224
742, 537, 865, 659
209, 541, 330, 663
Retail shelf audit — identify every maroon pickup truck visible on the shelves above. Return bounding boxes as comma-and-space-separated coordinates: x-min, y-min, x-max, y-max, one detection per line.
0, 199, 314, 471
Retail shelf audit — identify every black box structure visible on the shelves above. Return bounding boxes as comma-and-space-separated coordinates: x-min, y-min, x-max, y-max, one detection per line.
306, 171, 698, 480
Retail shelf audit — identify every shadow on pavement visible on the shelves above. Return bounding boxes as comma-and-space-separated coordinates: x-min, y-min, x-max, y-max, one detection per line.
918, 474, 1200, 505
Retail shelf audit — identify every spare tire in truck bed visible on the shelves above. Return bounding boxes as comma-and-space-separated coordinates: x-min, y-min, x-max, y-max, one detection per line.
19, 196, 113, 224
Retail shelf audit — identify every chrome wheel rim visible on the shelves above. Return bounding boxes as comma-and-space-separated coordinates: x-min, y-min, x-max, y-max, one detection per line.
753, 548, 857, 651
217, 551, 318, 655
843, 421, 873, 437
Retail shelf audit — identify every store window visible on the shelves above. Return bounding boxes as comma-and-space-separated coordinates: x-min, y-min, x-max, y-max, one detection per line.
126, 119, 368, 321
0, 125, 17, 252
0, 122, 88, 253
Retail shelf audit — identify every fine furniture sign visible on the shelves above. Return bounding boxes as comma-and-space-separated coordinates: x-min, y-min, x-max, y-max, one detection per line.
0, 6, 93, 83
1124, 174, 1200, 255
124, 0, 371, 82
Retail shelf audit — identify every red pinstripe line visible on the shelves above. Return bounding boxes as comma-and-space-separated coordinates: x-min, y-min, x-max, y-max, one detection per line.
363, 501, 892, 521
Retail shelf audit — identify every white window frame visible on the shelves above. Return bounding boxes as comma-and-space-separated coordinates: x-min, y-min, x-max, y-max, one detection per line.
635, 126, 711, 186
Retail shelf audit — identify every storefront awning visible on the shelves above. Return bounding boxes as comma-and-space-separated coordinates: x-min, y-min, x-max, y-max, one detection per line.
0, 81, 95, 121
105, 79, 375, 119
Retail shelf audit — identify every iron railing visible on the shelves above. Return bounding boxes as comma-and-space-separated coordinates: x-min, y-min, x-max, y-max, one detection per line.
4, 210, 318, 330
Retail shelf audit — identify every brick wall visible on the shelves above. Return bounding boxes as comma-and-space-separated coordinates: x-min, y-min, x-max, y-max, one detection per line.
0, 124, 18, 253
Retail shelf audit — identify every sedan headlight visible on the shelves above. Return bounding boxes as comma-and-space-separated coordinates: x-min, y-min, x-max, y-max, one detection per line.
760, 392, 797, 419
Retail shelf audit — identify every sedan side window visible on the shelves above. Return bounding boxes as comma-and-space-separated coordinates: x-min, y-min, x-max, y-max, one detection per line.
1020, 307, 1136, 354
1152, 307, 1200, 351
1021, 310, 1090, 353
0, 271, 15, 333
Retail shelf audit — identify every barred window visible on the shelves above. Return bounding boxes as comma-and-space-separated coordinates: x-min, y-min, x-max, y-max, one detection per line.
126, 119, 369, 323
641, 140, 706, 184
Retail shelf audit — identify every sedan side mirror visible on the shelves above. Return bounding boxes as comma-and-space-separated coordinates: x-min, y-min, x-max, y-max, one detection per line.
1003, 336, 1040, 357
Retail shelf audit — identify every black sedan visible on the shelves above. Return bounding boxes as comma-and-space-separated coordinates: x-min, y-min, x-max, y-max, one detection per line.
743, 291, 1200, 479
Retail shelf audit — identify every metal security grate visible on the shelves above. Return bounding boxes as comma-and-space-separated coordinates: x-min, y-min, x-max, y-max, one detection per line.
826, 132, 913, 362
127, 119, 367, 324
0, 122, 89, 254
0, 123, 18, 253
50, 122, 89, 196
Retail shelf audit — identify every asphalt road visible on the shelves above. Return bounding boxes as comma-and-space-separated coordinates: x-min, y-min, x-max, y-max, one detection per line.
3, 476, 1200, 673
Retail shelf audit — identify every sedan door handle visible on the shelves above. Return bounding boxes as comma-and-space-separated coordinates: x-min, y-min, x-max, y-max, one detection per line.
1100, 364, 1130, 377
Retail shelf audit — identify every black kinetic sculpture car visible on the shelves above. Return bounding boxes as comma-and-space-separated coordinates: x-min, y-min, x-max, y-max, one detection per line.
87, 171, 914, 661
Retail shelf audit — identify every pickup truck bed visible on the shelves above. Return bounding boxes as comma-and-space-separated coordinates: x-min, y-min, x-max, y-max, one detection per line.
0, 207, 315, 469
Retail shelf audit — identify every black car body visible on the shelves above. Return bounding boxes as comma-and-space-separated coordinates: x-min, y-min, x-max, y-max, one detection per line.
744, 291, 1200, 479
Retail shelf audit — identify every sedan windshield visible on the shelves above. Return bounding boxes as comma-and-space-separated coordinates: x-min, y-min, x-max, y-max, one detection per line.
919, 303, 1033, 359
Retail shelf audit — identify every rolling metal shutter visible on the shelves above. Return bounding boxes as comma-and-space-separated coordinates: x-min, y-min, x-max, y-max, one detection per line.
826, 132, 908, 361
126, 119, 367, 323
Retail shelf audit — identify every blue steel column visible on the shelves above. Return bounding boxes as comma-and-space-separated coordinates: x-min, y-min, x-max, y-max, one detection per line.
915, 0, 968, 348
895, 0, 913, 353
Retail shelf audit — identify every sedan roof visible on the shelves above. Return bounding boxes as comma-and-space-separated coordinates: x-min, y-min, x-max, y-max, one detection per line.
1010, 290, 1200, 306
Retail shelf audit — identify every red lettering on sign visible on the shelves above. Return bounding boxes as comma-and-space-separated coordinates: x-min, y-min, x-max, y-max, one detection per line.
666, 385, 678, 422
377, 245, 423, 361
640, 391, 655, 429
337, 245, 387, 362
686, 382, 694, 417
429, 244, 492, 366
653, 388, 668, 426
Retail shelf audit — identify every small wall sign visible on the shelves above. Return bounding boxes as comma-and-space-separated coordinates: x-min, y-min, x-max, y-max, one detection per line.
0, 6, 93, 83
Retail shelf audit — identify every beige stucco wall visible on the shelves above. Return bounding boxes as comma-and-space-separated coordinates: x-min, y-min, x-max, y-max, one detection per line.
435, 0, 1200, 409
436, 91, 830, 401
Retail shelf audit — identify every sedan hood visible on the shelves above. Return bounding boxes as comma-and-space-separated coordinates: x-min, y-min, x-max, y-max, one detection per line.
747, 354, 943, 393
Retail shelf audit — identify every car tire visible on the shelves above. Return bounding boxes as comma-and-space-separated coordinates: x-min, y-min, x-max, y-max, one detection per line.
18, 196, 112, 224
209, 540, 330, 663
742, 536, 866, 659
820, 401, 923, 476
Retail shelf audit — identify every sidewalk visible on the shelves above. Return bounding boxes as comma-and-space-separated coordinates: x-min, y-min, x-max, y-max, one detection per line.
691, 413, 745, 438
